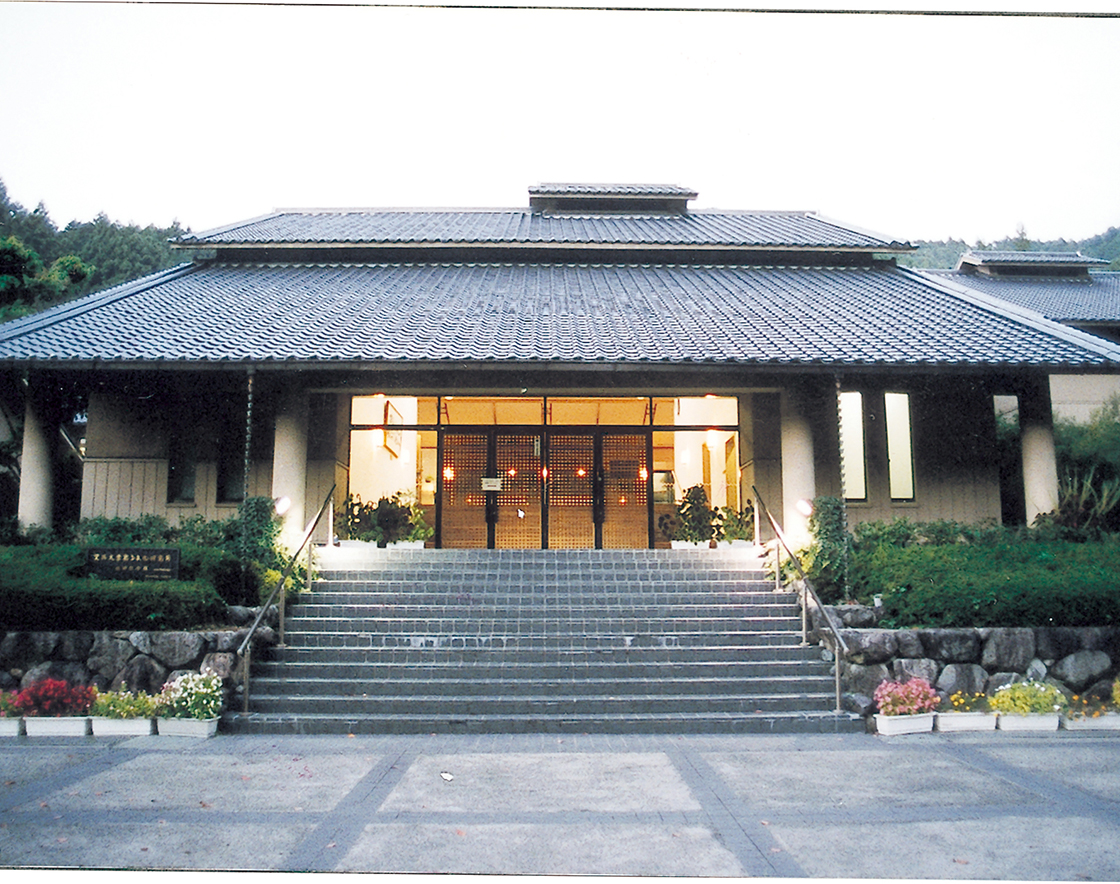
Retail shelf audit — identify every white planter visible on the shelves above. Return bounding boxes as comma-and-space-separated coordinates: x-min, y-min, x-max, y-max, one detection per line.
0, 718, 22, 737
996, 713, 1060, 731
23, 716, 90, 737
157, 717, 219, 738
670, 540, 708, 549
935, 712, 997, 732
875, 712, 935, 735
90, 717, 155, 737
1061, 714, 1120, 730
388, 540, 425, 549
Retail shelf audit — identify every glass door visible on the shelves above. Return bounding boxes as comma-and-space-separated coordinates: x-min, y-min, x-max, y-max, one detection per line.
494, 433, 543, 549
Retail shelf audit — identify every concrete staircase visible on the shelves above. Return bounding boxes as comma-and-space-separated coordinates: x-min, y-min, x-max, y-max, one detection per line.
223, 548, 862, 734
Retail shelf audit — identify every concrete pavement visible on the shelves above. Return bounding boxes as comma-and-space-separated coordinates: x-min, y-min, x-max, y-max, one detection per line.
1, 730, 1119, 878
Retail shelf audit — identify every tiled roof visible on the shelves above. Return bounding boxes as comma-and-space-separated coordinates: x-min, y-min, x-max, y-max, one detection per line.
176, 209, 908, 251
528, 184, 699, 198
923, 269, 1120, 324
957, 250, 1109, 268
0, 261, 1116, 368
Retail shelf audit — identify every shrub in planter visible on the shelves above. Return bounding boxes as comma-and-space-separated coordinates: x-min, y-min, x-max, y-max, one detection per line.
989, 680, 1068, 716
0, 690, 19, 718
873, 677, 940, 716
14, 678, 96, 717
91, 685, 159, 719
156, 673, 224, 720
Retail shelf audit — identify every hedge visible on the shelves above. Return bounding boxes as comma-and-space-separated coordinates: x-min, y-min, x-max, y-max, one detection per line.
861, 542, 1120, 628
0, 545, 226, 631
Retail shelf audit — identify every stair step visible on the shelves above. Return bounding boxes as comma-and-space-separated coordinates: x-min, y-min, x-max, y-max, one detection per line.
235, 549, 836, 735
223, 710, 863, 736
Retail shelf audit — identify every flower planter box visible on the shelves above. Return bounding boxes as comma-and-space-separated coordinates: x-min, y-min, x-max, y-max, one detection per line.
935, 712, 996, 732
0, 718, 22, 737
1061, 714, 1120, 730
91, 717, 155, 737
157, 717, 219, 738
875, 712, 934, 735
996, 713, 1060, 731
23, 717, 90, 737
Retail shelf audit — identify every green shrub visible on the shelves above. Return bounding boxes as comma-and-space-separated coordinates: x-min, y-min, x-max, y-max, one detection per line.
0, 544, 224, 630
800, 496, 851, 602
867, 541, 1120, 628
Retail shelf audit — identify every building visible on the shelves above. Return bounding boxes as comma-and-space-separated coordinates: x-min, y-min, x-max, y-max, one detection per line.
921, 250, 1120, 421
2, 184, 1119, 551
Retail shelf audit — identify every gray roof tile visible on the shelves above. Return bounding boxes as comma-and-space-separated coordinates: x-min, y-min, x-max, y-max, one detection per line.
0, 261, 1116, 368
923, 269, 1120, 323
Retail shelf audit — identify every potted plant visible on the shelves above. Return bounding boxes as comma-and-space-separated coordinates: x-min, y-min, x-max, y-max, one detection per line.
342, 493, 421, 548
1062, 679, 1120, 730
990, 679, 1067, 730
716, 504, 754, 547
873, 677, 939, 735
663, 485, 719, 548
934, 691, 996, 732
90, 684, 158, 736
14, 678, 96, 736
0, 691, 22, 737
156, 673, 224, 737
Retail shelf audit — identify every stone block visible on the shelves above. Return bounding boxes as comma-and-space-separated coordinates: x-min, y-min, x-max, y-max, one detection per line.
892, 658, 940, 685
148, 632, 206, 669
919, 629, 982, 663
112, 654, 168, 694
936, 663, 988, 697
87, 632, 136, 680
987, 672, 1024, 694
21, 660, 92, 689
894, 630, 924, 658
1051, 650, 1112, 692
842, 661, 891, 698
840, 630, 897, 665
58, 631, 96, 662
981, 628, 1035, 674
1035, 627, 1083, 661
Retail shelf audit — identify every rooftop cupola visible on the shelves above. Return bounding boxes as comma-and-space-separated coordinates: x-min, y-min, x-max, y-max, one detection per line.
956, 250, 1109, 279
528, 183, 698, 215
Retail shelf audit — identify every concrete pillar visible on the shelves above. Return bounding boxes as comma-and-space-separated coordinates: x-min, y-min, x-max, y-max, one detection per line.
743, 393, 782, 543
17, 396, 54, 531
271, 389, 309, 553
780, 387, 817, 550
1019, 378, 1059, 524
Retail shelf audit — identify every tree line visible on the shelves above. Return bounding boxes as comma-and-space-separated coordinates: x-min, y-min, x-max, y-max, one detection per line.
0, 178, 187, 322
897, 224, 1120, 270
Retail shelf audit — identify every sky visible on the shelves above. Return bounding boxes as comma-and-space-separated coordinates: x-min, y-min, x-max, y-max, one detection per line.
2, 0, 1119, 245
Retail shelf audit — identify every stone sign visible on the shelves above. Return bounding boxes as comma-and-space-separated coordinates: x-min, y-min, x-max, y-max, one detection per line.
86, 548, 180, 581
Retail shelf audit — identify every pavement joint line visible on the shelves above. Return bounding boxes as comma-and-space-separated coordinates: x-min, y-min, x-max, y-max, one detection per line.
934, 736, 1120, 823
0, 743, 143, 814
283, 737, 419, 872
663, 743, 806, 878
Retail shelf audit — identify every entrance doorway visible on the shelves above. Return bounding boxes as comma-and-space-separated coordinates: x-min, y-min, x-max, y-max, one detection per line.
439, 430, 649, 549
347, 395, 739, 550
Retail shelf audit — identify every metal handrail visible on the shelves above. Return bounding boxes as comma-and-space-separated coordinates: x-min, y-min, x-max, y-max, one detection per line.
237, 484, 336, 712
752, 486, 848, 714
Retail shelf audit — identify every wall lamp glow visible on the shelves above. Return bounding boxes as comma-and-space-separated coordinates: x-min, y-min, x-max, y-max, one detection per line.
273, 496, 292, 516
796, 499, 814, 517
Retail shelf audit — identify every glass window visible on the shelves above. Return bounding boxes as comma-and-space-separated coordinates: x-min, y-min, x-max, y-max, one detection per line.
839, 392, 867, 501
885, 392, 915, 501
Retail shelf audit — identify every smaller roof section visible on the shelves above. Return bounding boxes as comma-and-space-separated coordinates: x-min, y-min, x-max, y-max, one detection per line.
528, 183, 698, 214
956, 249, 1109, 277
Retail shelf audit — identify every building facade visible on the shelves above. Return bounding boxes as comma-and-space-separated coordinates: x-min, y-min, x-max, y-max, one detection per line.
3, 185, 1119, 552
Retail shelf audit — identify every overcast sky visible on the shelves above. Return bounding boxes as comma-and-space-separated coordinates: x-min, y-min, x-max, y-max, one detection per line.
2, 1, 1119, 245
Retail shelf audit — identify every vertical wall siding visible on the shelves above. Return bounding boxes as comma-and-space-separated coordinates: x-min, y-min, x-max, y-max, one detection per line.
81, 459, 272, 524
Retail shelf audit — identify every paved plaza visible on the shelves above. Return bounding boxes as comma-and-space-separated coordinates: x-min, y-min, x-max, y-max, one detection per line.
1, 730, 1119, 878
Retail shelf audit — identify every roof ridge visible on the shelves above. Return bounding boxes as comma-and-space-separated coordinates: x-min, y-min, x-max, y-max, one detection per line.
0, 263, 197, 345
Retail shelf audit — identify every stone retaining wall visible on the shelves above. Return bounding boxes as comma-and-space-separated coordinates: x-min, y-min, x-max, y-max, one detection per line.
0, 606, 279, 699
814, 605, 1120, 716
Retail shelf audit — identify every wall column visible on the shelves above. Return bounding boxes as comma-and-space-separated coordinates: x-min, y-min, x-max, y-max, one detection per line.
780, 386, 817, 550
1019, 376, 1059, 524
271, 388, 309, 553
17, 395, 54, 531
